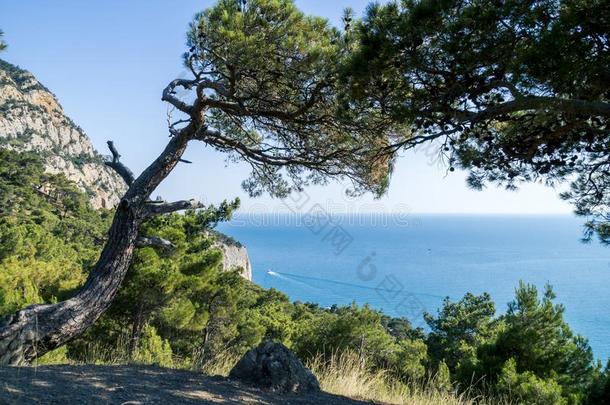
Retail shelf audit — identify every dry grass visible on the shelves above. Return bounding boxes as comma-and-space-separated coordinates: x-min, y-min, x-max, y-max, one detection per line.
198, 353, 241, 376
38, 343, 508, 405
307, 351, 509, 405
78, 336, 131, 365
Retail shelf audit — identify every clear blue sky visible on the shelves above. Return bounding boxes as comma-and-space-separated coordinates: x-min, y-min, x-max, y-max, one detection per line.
0, 0, 572, 214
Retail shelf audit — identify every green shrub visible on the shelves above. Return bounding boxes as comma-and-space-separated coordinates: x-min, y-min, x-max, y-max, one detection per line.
498, 359, 566, 405
132, 324, 174, 368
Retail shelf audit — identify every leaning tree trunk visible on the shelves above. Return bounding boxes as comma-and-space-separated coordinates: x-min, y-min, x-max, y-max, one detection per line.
0, 127, 194, 365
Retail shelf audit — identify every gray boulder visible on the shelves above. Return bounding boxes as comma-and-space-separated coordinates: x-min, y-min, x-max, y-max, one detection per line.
229, 341, 320, 393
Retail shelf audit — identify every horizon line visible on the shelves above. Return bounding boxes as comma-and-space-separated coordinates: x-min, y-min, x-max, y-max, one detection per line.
231, 212, 575, 216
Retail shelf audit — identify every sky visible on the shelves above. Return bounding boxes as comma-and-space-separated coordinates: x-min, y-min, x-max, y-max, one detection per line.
0, 0, 573, 214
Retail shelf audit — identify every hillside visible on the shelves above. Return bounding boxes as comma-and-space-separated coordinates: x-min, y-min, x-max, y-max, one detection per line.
0, 59, 251, 279
0, 59, 126, 209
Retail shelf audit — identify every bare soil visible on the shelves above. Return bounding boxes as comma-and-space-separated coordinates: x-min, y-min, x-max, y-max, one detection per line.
0, 365, 375, 404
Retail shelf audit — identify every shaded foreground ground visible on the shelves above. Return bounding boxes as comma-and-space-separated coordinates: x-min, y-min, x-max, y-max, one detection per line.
0, 365, 375, 404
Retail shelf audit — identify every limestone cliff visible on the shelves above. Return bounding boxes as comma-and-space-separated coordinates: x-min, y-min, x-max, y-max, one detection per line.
0, 59, 126, 209
212, 231, 253, 281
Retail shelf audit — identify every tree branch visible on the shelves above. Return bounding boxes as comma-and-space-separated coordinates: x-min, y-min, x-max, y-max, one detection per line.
135, 236, 175, 251
144, 199, 203, 216
197, 78, 232, 98
104, 141, 135, 186
469, 96, 610, 122
196, 128, 344, 169
162, 79, 196, 114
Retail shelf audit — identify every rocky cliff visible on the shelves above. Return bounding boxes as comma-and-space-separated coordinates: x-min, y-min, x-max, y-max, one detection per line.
0, 59, 252, 280
212, 231, 253, 280
0, 59, 126, 209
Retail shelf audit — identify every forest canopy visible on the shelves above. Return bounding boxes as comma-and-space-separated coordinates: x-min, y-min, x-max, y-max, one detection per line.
344, 0, 610, 242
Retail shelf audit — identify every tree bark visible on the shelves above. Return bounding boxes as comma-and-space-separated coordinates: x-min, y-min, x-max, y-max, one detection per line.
128, 304, 146, 358
0, 126, 194, 365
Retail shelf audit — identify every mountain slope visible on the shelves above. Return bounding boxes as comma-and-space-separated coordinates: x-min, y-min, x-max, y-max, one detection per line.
0, 59, 251, 279
0, 59, 126, 208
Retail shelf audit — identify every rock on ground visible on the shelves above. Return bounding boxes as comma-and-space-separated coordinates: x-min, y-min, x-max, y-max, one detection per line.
229, 341, 320, 393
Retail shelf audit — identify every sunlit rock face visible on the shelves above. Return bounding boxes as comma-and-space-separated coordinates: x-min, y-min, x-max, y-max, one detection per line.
213, 232, 253, 281
0, 59, 126, 209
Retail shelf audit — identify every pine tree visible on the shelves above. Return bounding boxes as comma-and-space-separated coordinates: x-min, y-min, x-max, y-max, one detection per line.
0, 30, 6, 52
344, 0, 610, 242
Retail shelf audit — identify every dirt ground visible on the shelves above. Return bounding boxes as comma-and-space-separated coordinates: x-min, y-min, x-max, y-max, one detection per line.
0, 365, 375, 404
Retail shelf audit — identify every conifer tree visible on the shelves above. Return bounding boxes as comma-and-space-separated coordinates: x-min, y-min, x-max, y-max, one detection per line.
0, 30, 6, 52
345, 0, 610, 242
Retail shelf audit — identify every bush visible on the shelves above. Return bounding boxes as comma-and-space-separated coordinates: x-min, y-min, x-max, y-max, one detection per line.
132, 324, 174, 368
498, 359, 566, 405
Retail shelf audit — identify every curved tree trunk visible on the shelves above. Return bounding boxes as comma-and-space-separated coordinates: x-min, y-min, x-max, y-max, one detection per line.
0, 128, 193, 365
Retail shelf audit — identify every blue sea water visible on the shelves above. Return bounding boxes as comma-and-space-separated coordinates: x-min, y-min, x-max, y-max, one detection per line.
217, 214, 610, 361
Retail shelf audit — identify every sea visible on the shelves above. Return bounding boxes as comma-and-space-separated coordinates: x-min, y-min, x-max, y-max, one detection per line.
217, 214, 610, 361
